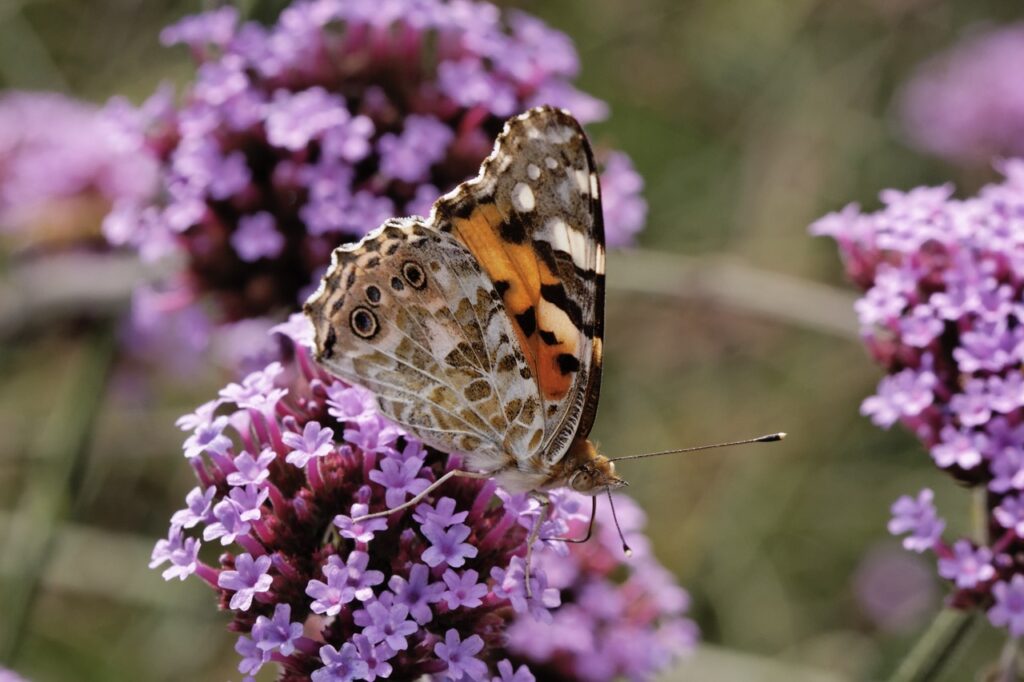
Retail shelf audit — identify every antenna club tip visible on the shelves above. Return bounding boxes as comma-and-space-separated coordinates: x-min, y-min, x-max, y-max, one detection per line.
623, 546, 633, 558
761, 432, 786, 442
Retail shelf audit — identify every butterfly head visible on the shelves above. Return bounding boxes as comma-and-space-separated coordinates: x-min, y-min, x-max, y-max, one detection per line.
563, 439, 627, 496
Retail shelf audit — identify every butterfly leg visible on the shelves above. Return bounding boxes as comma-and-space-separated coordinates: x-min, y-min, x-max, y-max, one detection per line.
542, 495, 597, 545
523, 491, 551, 600
353, 468, 490, 522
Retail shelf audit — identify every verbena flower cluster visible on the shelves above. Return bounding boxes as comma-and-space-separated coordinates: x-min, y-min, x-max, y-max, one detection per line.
899, 22, 1024, 166
107, 0, 646, 335
151, 314, 694, 680
812, 160, 1024, 634
0, 91, 156, 249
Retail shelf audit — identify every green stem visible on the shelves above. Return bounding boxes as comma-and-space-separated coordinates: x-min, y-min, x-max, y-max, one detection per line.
887, 487, 990, 682
0, 323, 117, 662
997, 637, 1020, 682
887, 609, 980, 682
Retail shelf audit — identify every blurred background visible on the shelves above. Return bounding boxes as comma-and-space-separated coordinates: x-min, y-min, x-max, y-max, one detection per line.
2, 0, 1023, 680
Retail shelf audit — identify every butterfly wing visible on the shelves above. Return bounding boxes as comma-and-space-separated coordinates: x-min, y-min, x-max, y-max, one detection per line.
304, 218, 546, 472
431, 106, 606, 467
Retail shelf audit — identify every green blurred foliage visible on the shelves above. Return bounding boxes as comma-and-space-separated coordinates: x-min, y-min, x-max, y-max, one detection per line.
2, 0, 1023, 679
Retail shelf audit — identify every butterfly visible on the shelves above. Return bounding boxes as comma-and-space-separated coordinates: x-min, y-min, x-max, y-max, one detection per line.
304, 105, 620, 571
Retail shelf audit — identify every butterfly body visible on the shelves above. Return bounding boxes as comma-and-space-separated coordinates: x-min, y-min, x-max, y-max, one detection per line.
304, 106, 622, 497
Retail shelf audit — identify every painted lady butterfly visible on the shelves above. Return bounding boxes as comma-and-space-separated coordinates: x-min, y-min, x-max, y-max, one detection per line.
305, 105, 617, 499
304, 106, 785, 585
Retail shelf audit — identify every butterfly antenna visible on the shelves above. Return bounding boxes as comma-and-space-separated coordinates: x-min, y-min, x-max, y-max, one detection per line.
606, 488, 633, 557
609, 432, 786, 463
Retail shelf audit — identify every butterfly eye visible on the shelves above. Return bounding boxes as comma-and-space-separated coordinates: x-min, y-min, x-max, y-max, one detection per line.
569, 469, 591, 492
402, 261, 427, 290
350, 307, 379, 339
365, 285, 381, 305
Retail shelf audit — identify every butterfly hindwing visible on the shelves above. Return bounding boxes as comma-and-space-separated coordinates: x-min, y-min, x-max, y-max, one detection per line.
304, 219, 547, 469
431, 106, 606, 466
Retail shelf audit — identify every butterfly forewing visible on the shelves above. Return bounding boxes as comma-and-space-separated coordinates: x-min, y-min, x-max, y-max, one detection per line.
431, 106, 606, 466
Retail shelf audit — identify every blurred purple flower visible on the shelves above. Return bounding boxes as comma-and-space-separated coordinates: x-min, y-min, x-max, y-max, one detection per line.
990, 575, 1024, 636
889, 489, 945, 553
0, 91, 157, 247
504, 494, 698, 680
938, 540, 995, 589
107, 0, 647, 359
899, 23, 1024, 166
813, 160, 1024, 632
853, 543, 938, 634
152, 316, 694, 678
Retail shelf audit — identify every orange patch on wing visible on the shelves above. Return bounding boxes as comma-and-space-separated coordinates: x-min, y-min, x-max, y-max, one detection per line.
453, 206, 581, 401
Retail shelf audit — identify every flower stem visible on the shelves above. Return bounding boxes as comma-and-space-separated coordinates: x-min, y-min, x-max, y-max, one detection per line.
886, 609, 980, 682
997, 637, 1020, 682
0, 323, 116, 661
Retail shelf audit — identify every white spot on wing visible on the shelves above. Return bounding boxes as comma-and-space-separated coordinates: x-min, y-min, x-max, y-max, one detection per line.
590, 172, 600, 198
545, 157, 558, 169
512, 183, 535, 212
567, 228, 588, 265
574, 169, 589, 194
527, 164, 540, 180
544, 218, 571, 252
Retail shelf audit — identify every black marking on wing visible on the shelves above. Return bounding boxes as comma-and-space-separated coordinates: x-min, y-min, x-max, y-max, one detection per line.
515, 307, 537, 337
322, 326, 337, 359
499, 213, 529, 244
540, 282, 584, 329
538, 329, 558, 345
556, 353, 581, 374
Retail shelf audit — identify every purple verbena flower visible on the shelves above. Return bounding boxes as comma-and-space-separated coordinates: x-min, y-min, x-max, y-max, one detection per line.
334, 503, 389, 544
388, 563, 445, 625
306, 551, 384, 615
353, 599, 418, 651
888, 490, 945, 553
226, 448, 276, 486
153, 316, 694, 678
989, 574, 1024, 636
252, 603, 303, 655
235, 634, 269, 677
434, 629, 488, 682
369, 456, 431, 508
421, 522, 478, 568
182, 416, 231, 459
107, 0, 646, 360
283, 420, 335, 467
170, 485, 216, 529
0, 91, 156, 245
312, 643, 368, 682
938, 540, 995, 590
351, 635, 394, 681
899, 23, 1024, 166
814, 159, 1024, 633
441, 569, 489, 609
149, 527, 201, 581
218, 552, 273, 610
413, 496, 468, 528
